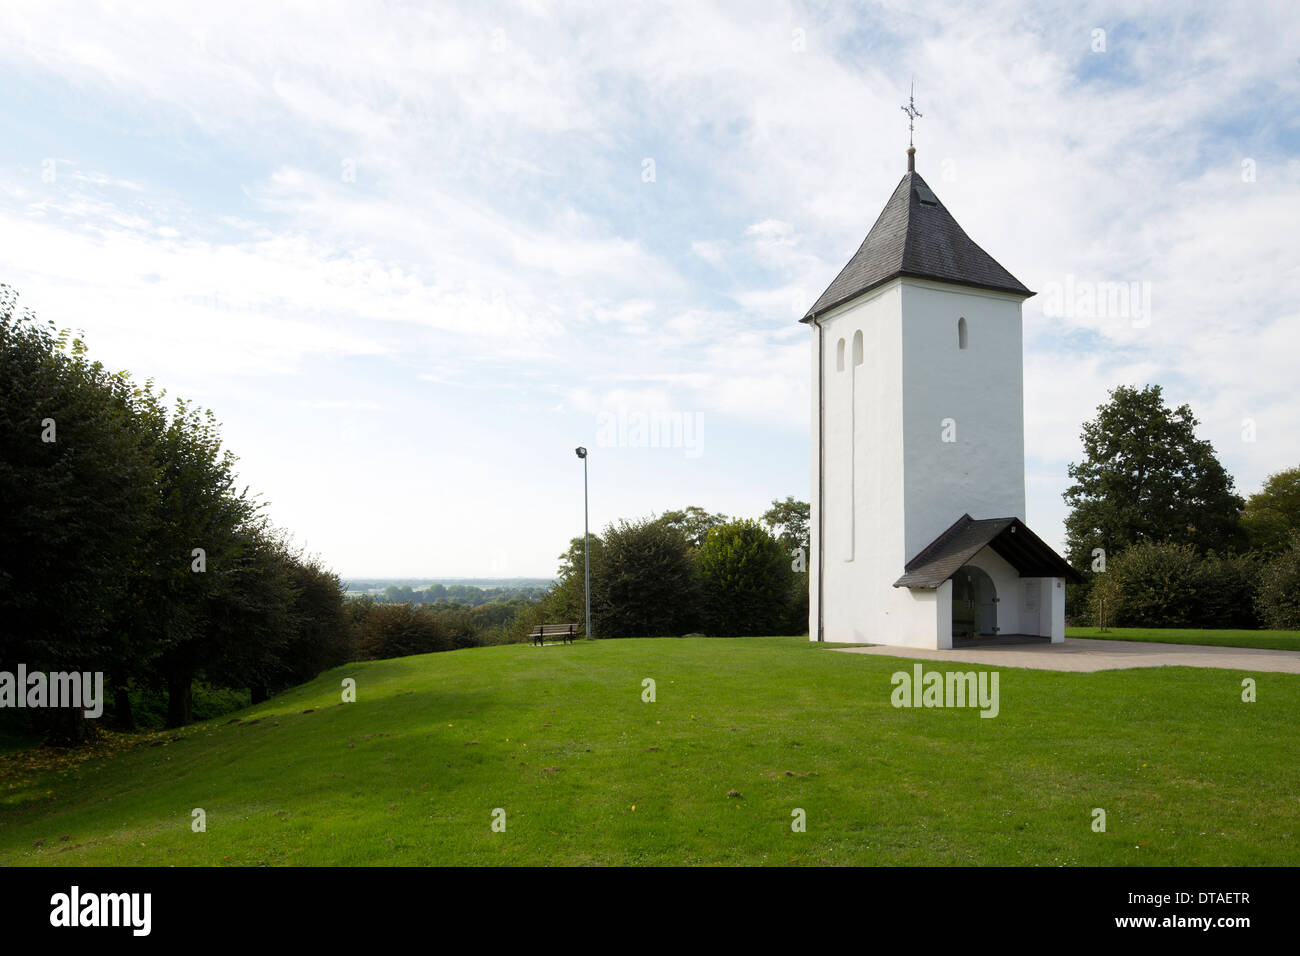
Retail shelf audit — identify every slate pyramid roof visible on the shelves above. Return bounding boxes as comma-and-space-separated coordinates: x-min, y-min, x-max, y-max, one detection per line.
892, 514, 1082, 589
802, 156, 1032, 321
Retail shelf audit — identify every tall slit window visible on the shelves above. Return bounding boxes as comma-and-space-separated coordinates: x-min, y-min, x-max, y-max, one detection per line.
852, 330, 863, 366
836, 338, 845, 371
958, 316, 968, 350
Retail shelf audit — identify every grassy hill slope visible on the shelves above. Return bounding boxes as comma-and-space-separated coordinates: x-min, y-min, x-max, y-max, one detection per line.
2, 636, 1297, 866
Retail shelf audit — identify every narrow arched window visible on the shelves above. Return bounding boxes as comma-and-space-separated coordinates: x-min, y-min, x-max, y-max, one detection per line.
836, 338, 845, 371
852, 330, 863, 366
958, 316, 968, 350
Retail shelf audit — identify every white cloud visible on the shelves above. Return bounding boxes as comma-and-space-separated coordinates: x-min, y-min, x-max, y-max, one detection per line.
1, 0, 1296, 572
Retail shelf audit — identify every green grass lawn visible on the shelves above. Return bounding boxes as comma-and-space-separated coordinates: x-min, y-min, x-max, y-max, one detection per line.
1067, 627, 1300, 651
1, 636, 1297, 866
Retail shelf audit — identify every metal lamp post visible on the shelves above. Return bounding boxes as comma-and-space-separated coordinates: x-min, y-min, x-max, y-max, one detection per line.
575, 447, 593, 641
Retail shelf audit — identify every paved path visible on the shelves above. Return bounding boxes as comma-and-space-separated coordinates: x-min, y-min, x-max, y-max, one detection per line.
833, 637, 1300, 674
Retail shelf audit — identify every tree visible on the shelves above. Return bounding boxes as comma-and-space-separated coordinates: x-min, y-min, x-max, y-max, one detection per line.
759, 498, 810, 635
2, 284, 362, 738
591, 517, 699, 638
0, 290, 157, 742
1242, 467, 1300, 555
550, 534, 604, 632
761, 497, 810, 551
200, 522, 295, 706
697, 520, 792, 636
655, 506, 729, 550
146, 397, 260, 727
278, 551, 354, 685
1063, 385, 1245, 573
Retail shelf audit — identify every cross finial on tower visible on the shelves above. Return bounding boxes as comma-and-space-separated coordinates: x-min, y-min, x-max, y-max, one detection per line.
901, 79, 921, 169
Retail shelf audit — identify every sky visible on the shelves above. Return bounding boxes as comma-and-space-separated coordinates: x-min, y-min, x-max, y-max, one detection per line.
1, 1, 1297, 578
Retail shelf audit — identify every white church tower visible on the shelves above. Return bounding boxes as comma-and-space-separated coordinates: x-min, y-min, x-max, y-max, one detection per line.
804, 127, 1079, 649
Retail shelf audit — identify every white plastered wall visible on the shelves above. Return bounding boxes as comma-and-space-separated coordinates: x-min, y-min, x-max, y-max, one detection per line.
1048, 577, 1066, 642
810, 280, 940, 646
1012, 576, 1062, 640
899, 279, 1027, 561
808, 277, 1036, 649
950, 552, 1065, 641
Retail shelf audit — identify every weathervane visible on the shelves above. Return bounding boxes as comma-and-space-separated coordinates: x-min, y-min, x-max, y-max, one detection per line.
901, 79, 922, 148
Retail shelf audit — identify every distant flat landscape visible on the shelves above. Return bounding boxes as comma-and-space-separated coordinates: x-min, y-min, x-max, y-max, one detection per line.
344, 577, 556, 592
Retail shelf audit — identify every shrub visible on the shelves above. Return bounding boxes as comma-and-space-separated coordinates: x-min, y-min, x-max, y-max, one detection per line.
1193, 551, 1261, 629
1256, 535, 1300, 629
1087, 541, 1202, 628
697, 520, 792, 636
1064, 576, 1094, 626
592, 517, 699, 638
356, 603, 454, 659
1087, 541, 1260, 628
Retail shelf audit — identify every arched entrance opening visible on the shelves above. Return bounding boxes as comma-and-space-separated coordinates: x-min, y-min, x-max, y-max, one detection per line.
952, 566, 998, 641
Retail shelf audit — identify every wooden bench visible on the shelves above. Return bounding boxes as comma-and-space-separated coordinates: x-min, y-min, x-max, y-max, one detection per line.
530, 623, 578, 646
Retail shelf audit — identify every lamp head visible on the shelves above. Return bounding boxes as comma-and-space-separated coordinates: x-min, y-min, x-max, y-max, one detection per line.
575, 447, 587, 459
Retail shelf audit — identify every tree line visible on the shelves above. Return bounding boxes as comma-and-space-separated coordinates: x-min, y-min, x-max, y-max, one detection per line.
343, 595, 538, 657
368, 583, 550, 605
1063, 384, 1300, 629
514, 500, 811, 640
0, 288, 354, 740
0, 287, 624, 742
